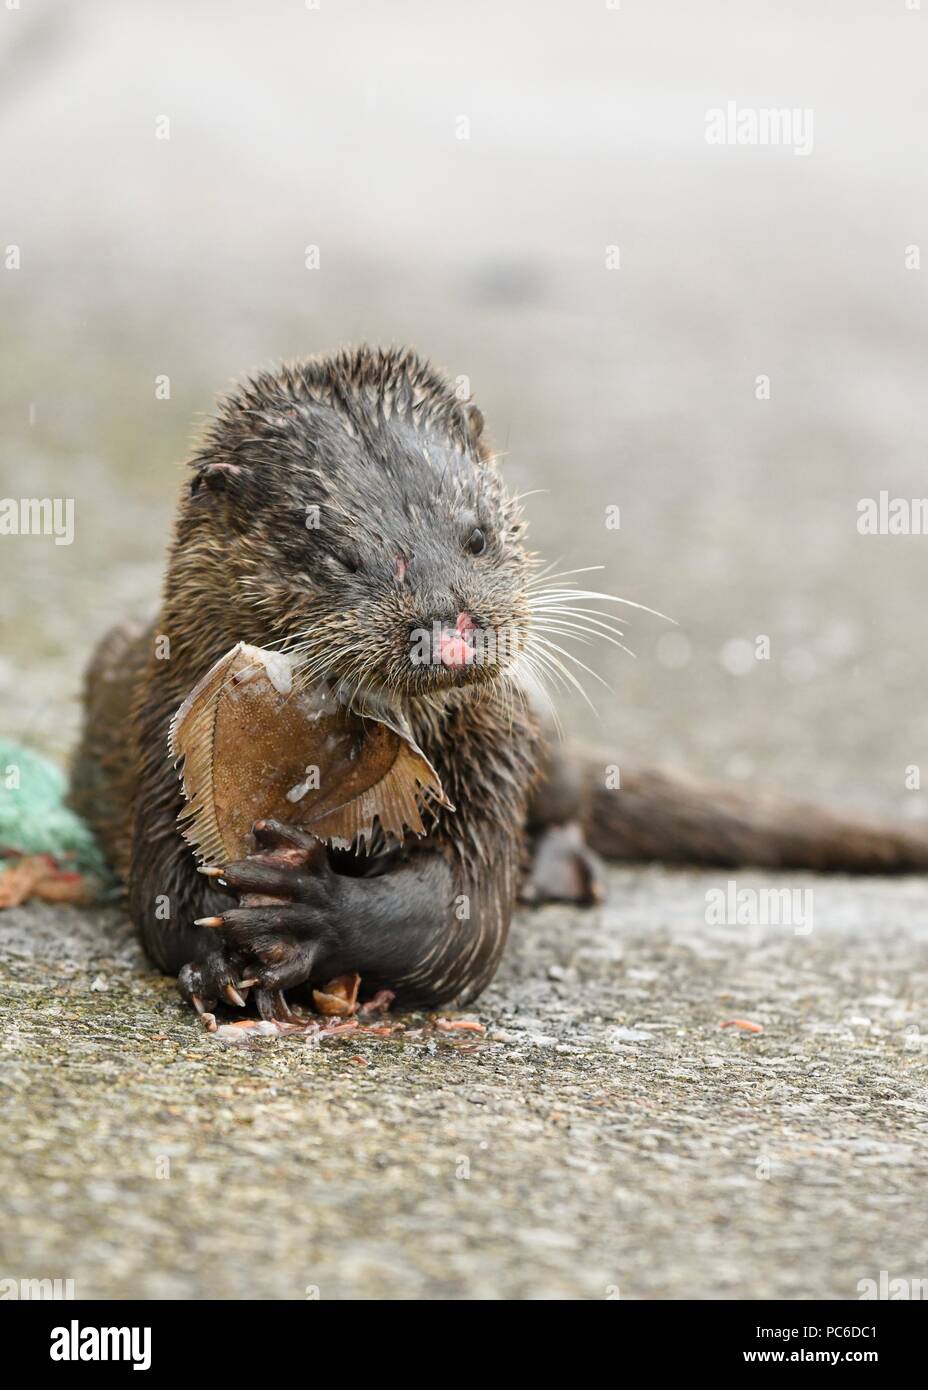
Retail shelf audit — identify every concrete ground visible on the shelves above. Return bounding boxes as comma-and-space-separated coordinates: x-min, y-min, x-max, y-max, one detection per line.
3, 866, 927, 1300
3, 1, 928, 1302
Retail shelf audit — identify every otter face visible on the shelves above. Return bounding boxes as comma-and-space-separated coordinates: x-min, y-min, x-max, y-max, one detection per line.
188, 351, 533, 707
276, 421, 532, 702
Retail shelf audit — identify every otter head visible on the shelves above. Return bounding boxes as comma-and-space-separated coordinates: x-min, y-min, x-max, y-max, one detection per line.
185, 347, 532, 707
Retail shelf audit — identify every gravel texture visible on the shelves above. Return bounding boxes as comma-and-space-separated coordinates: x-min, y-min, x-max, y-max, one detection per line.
3, 868, 927, 1300
2, 0, 928, 1303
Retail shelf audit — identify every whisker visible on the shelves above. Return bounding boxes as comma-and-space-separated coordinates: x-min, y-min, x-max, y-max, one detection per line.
531, 634, 614, 691
524, 637, 600, 712
528, 606, 629, 639
528, 586, 676, 624
531, 619, 635, 658
506, 660, 563, 738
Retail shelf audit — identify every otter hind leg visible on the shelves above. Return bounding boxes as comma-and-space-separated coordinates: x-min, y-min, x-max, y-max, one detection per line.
521, 822, 606, 906
523, 737, 606, 906
68, 617, 153, 880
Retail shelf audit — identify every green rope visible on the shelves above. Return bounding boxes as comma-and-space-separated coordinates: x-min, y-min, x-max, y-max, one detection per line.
0, 740, 108, 879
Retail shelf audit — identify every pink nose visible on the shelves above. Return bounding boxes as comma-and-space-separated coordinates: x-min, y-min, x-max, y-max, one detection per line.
438, 612, 476, 668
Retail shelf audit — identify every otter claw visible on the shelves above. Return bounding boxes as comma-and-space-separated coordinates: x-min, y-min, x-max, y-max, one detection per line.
252, 818, 318, 852
179, 957, 247, 1019
255, 987, 304, 1026
196, 865, 225, 878
194, 915, 225, 928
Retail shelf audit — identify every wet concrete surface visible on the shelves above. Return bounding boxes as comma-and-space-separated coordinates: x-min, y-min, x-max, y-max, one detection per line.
2, 1, 928, 1301
2, 867, 927, 1300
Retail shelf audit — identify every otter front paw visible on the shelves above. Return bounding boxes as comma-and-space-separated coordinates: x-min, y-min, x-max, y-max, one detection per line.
196, 820, 351, 1019
200, 905, 333, 1025
177, 946, 253, 1018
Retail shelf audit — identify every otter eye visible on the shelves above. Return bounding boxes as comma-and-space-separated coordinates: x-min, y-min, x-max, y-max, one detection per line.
466, 527, 487, 556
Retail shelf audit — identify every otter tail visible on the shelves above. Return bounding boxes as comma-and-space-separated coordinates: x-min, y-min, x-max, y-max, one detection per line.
578, 764, 928, 874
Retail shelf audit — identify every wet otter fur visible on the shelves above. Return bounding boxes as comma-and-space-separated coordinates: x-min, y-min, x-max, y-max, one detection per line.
71, 347, 540, 1017
70, 345, 928, 1020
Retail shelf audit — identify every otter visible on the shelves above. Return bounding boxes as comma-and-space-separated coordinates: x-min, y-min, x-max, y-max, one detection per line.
69, 345, 928, 1021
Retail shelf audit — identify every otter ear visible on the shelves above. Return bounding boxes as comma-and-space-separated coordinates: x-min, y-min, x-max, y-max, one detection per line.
462, 400, 495, 464
190, 457, 245, 497
463, 401, 485, 445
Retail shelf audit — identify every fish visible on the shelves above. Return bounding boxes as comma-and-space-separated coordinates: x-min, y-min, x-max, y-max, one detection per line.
169, 642, 451, 864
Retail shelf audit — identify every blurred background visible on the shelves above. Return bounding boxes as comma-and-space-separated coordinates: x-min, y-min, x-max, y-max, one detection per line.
2, 0, 927, 814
